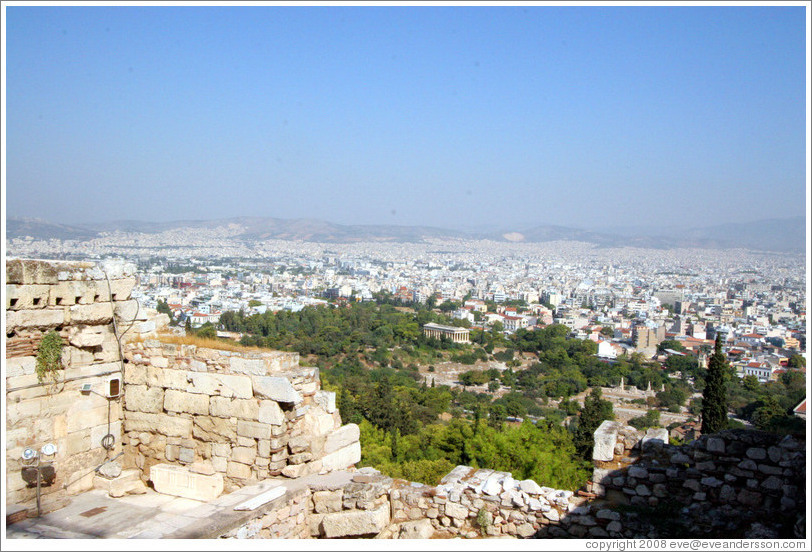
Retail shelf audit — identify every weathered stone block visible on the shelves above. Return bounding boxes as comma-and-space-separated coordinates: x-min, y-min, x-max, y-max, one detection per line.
227, 461, 253, 480
321, 504, 390, 538
150, 463, 223, 501
69, 303, 114, 325
6, 284, 51, 310
6, 356, 36, 378
6, 308, 65, 330
210, 396, 259, 419
251, 376, 302, 404
257, 400, 285, 425
187, 372, 252, 399
320, 442, 361, 473
400, 518, 435, 539
164, 389, 209, 415
229, 357, 268, 376
323, 423, 360, 455
231, 446, 257, 465
125, 411, 192, 438
124, 385, 165, 414
193, 417, 237, 442
593, 421, 619, 462
315, 390, 337, 413
237, 420, 272, 440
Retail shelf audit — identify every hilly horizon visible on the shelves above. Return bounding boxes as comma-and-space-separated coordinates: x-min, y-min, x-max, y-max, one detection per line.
6, 215, 806, 253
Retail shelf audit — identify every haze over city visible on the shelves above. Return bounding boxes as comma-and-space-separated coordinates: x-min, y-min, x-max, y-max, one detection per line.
3, 3, 808, 233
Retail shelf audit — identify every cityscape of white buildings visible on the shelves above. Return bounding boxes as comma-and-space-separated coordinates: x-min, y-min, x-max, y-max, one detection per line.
7, 229, 807, 383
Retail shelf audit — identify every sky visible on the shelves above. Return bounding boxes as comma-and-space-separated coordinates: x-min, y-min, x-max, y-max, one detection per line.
3, 2, 809, 233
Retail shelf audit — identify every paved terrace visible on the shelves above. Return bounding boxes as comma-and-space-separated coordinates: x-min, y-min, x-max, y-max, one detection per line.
5, 470, 355, 539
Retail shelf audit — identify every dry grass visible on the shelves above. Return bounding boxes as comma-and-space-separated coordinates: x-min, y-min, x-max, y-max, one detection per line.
149, 332, 269, 354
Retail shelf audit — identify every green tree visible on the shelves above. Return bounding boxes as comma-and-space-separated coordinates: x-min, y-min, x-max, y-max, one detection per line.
572, 387, 614, 459
788, 354, 806, 369
701, 335, 729, 434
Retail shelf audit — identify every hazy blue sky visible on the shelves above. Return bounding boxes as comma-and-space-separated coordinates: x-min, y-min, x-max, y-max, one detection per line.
4, 4, 808, 232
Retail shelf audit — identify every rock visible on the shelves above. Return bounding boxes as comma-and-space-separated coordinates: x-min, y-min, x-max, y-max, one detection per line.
706, 437, 726, 454
189, 461, 216, 476
516, 523, 536, 537
399, 519, 435, 539
628, 466, 648, 479
593, 421, 619, 461
444, 502, 468, 520
482, 476, 503, 496
251, 376, 302, 404
519, 479, 543, 495
321, 505, 390, 538
671, 452, 691, 464
97, 461, 122, 480
746, 448, 767, 461
315, 390, 337, 413
323, 424, 360, 455
320, 442, 361, 472
150, 463, 223, 501
596, 509, 620, 521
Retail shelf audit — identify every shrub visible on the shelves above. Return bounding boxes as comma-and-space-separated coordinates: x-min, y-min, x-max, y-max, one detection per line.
36, 330, 64, 384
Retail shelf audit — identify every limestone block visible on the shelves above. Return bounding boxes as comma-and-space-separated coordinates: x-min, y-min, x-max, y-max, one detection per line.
149, 356, 169, 368
105, 278, 136, 301
400, 518, 435, 539
519, 479, 542, 495
211, 396, 259, 420
125, 411, 192, 438
315, 390, 337, 413
258, 400, 285, 425
229, 357, 268, 376
99, 260, 137, 280
231, 446, 258, 465
164, 389, 209, 415
706, 437, 726, 454
7, 259, 70, 285
123, 364, 147, 385
641, 428, 668, 451
193, 417, 238, 442
124, 385, 165, 414
237, 420, 272, 440
49, 280, 93, 307
320, 441, 361, 473
212, 443, 231, 457
321, 504, 390, 538
212, 456, 228, 473
114, 300, 144, 324
227, 461, 252, 480
6, 356, 36, 378
444, 502, 468, 520
69, 303, 114, 325
150, 463, 223, 501
313, 490, 344, 514
251, 376, 302, 404
6, 308, 65, 331
323, 424, 360, 455
593, 421, 619, 462
187, 372, 253, 399
91, 421, 121, 450
6, 284, 50, 310
93, 469, 146, 497
189, 461, 215, 476
179, 447, 195, 463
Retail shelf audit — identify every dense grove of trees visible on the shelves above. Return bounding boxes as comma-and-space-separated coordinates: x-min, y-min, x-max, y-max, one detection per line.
204, 301, 805, 487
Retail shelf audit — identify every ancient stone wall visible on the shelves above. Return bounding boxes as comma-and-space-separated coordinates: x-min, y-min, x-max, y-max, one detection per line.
5, 259, 150, 512
120, 340, 361, 493
592, 421, 806, 538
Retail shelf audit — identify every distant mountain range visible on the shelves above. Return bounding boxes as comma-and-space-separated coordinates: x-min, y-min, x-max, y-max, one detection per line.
6, 215, 806, 253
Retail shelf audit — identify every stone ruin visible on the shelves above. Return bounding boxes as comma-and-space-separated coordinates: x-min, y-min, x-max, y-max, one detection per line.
4, 259, 806, 539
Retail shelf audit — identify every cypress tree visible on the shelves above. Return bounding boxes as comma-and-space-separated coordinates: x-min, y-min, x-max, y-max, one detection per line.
701, 334, 729, 434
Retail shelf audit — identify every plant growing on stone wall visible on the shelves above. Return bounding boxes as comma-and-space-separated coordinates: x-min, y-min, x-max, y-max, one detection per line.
36, 330, 64, 384
475, 507, 492, 535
